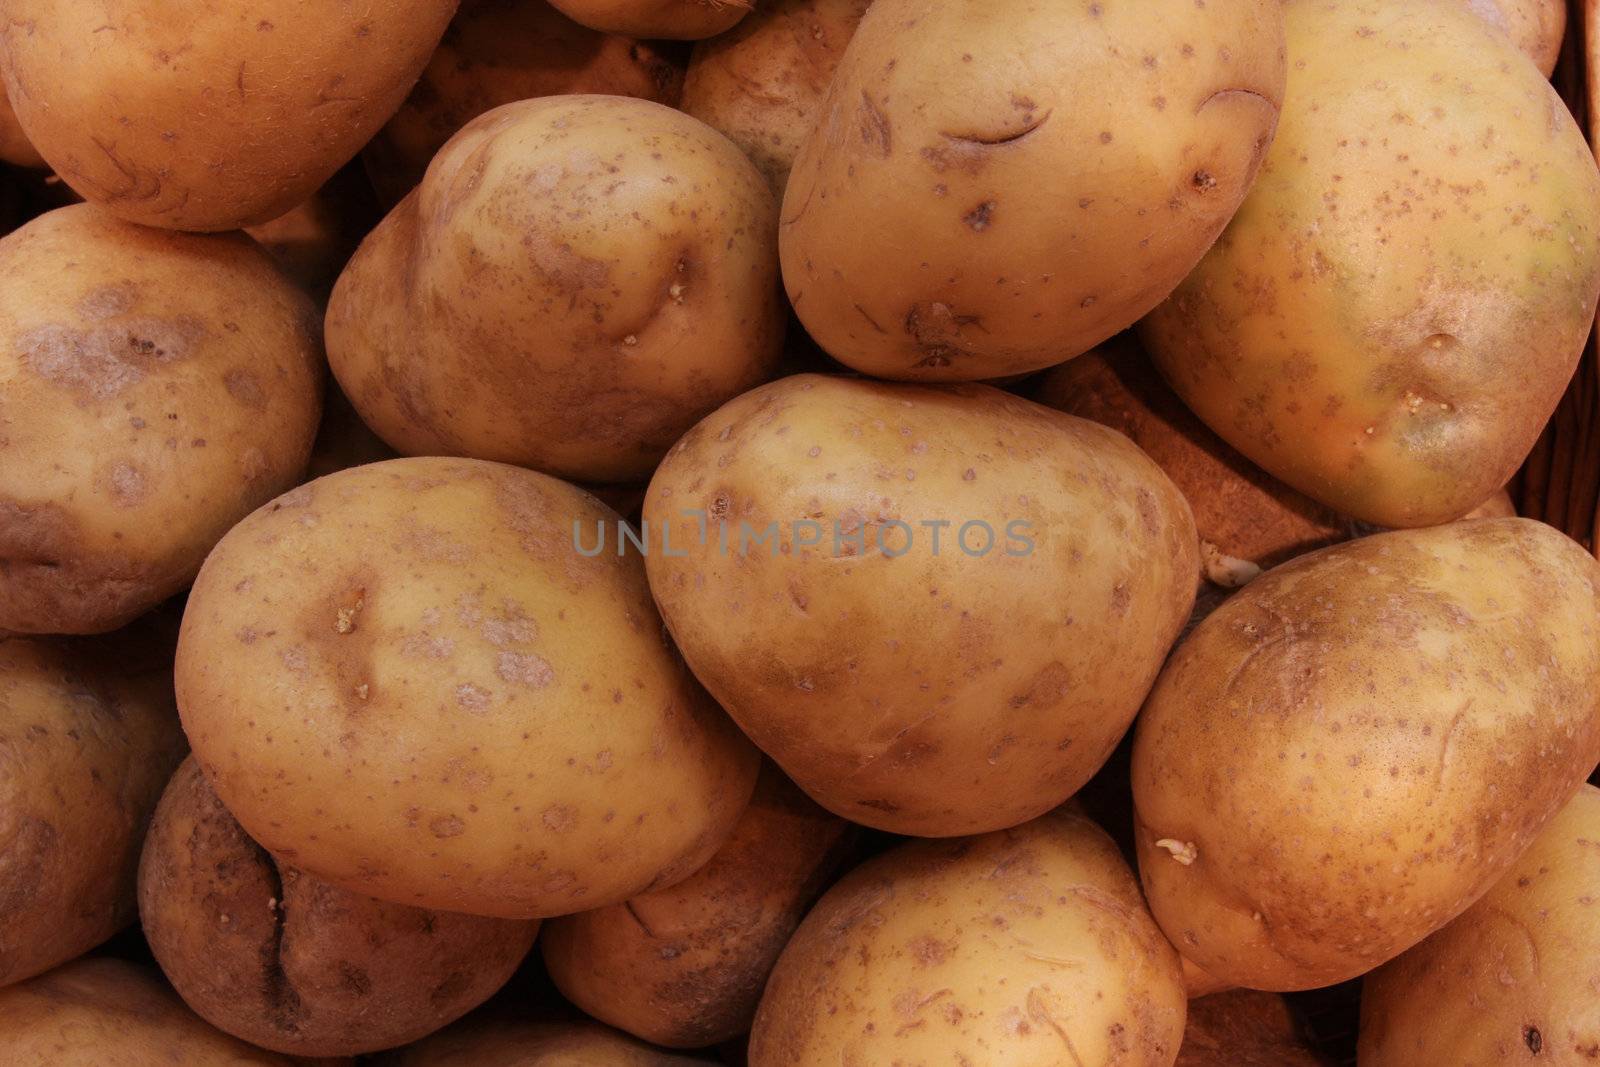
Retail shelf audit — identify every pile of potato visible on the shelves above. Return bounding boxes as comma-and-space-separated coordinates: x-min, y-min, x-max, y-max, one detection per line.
2, 0, 1598, 1063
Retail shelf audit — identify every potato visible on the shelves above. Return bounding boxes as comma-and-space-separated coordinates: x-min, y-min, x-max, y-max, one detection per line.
244, 169, 380, 304
1176, 990, 1326, 1066
1140, 0, 1600, 529
545, 0, 752, 40
541, 764, 854, 1047
139, 757, 539, 1057
1462, 487, 1516, 520
175, 457, 759, 919
327, 96, 783, 485
0, 1, 455, 231
778, 0, 1286, 381
1133, 518, 1600, 991
1359, 783, 1600, 1064
0, 625, 186, 987
304, 384, 401, 482
643, 374, 1198, 836
384, 1018, 717, 1065
1182, 959, 1235, 1000
749, 809, 1186, 1066
364, 0, 687, 206
0, 205, 323, 635
679, 0, 870, 194
1466, 0, 1566, 76
0, 82, 43, 169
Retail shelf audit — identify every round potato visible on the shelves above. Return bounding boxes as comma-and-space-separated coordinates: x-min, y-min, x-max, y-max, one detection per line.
1140, 0, 1600, 529
1176, 990, 1327, 1066
541, 763, 854, 1048
0, 83, 43, 169
1467, 0, 1565, 75
140, 757, 538, 1057
385, 1018, 717, 1065
1133, 518, 1600, 991
0, 1, 455, 231
545, 0, 752, 40
1359, 783, 1600, 1065
749, 809, 1186, 1066
643, 374, 1198, 837
175, 457, 759, 919
779, 0, 1286, 381
327, 96, 783, 485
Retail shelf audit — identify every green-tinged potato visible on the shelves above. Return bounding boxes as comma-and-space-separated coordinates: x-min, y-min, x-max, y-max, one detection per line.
1133, 519, 1600, 991
748, 810, 1186, 1066
243, 169, 381, 304
680, 0, 871, 195
644, 374, 1198, 836
0, 205, 323, 635
328, 96, 783, 485
175, 457, 759, 919
1359, 783, 1600, 1064
0, 83, 43, 169
545, 0, 752, 40
139, 758, 539, 1057
779, 0, 1287, 381
541, 764, 854, 1048
1466, 0, 1566, 75
364, 0, 686, 206
1176, 990, 1328, 1066
383, 1018, 717, 1065
0, 625, 186, 987
1141, 0, 1600, 529
0, 1, 455, 231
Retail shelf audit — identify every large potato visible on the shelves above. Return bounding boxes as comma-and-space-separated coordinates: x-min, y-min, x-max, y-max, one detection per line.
643, 374, 1198, 836
1176, 990, 1327, 1066
175, 457, 759, 919
541, 764, 853, 1047
139, 757, 538, 1057
0, 205, 322, 635
328, 96, 783, 485
385, 1018, 717, 1065
545, 0, 752, 40
1133, 518, 1600, 991
1467, 0, 1566, 75
1140, 0, 1600, 529
779, 0, 1286, 381
0, 1, 455, 231
1359, 783, 1600, 1064
749, 809, 1186, 1066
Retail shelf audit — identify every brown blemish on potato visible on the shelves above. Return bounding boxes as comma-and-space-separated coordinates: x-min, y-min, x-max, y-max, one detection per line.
963, 200, 996, 231
496, 651, 554, 687
857, 91, 892, 156
224, 369, 267, 410
19, 315, 204, 402
428, 814, 465, 838
103, 462, 146, 507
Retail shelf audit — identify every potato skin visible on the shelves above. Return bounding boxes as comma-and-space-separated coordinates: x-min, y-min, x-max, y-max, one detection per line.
328, 96, 783, 485
540, 764, 854, 1047
545, 0, 752, 40
748, 810, 1186, 1066
243, 169, 380, 305
1140, 0, 1600, 529
643, 374, 1198, 836
0, 1, 455, 231
779, 0, 1286, 381
0, 204, 323, 635
175, 457, 759, 919
1359, 783, 1600, 1065
384, 1018, 717, 1065
1176, 990, 1328, 1066
1133, 518, 1600, 991
0, 83, 43, 168
139, 757, 538, 1057
1467, 0, 1566, 76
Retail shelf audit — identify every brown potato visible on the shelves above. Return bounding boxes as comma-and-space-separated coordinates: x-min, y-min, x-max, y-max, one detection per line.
384, 1018, 717, 1065
328, 96, 783, 485
1176, 990, 1328, 1066
0, 205, 323, 635
0, 1, 455, 231
1465, 0, 1566, 75
0, 82, 43, 168
545, 0, 752, 40
541, 764, 854, 1048
139, 757, 539, 1057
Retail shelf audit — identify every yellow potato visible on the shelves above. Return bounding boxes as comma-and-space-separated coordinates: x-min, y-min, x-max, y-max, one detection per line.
328, 96, 783, 485
175, 457, 759, 919
1465, 0, 1566, 75
0, 82, 43, 169
384, 1018, 717, 1065
1140, 0, 1600, 528
1133, 518, 1600, 991
1176, 990, 1325, 1066
545, 0, 752, 40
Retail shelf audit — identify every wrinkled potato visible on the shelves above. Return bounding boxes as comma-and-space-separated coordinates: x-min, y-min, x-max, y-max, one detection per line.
1176, 990, 1327, 1066
1359, 783, 1600, 1064
328, 96, 783, 485
1466, 0, 1566, 76
0, 83, 43, 169
385, 1018, 717, 1065
541, 764, 854, 1048
749, 810, 1186, 1066
680, 0, 871, 194
0, 205, 322, 636
546, 0, 752, 40
244, 169, 380, 304
175, 457, 759, 919
364, 0, 686, 205
779, 0, 1286, 381
139, 757, 539, 1057
0, 625, 186, 987
1141, 0, 1600, 529
643, 374, 1198, 836
0, 1, 455, 231
1133, 519, 1600, 991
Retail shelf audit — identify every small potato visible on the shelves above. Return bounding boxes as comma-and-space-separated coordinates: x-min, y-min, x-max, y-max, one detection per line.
244, 169, 381, 304
1465, 0, 1566, 75
304, 384, 400, 482
328, 96, 783, 485
748, 810, 1186, 1066
175, 457, 759, 919
545, 0, 753, 40
0, 1, 455, 231
139, 757, 539, 1057
541, 764, 854, 1048
1359, 783, 1600, 1064
1176, 990, 1326, 1066
1181, 959, 1234, 1000
384, 1018, 717, 1065
643, 374, 1198, 837
0, 204, 323, 635
1461, 487, 1517, 520
0, 82, 43, 168
1133, 519, 1600, 991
